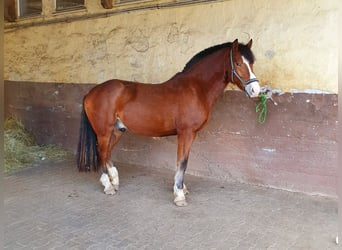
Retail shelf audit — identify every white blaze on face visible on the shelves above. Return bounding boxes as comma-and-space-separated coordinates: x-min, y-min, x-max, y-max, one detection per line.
242, 56, 260, 97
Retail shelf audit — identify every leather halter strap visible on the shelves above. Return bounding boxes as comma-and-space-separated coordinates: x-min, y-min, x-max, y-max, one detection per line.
230, 49, 258, 88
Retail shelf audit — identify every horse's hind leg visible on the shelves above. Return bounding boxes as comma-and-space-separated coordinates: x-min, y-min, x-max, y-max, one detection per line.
106, 129, 123, 191
98, 134, 116, 195
98, 128, 123, 195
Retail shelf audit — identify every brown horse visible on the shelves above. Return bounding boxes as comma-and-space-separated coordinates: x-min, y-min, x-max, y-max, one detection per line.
77, 39, 260, 206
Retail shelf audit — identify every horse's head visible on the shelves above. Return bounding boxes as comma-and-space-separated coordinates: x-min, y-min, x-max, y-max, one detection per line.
229, 39, 260, 98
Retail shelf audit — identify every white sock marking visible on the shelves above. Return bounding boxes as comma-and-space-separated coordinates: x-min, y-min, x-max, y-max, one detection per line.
108, 166, 119, 188
100, 173, 112, 192
173, 184, 186, 202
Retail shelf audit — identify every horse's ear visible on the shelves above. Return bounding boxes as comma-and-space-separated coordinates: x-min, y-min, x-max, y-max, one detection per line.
247, 39, 253, 49
232, 39, 239, 52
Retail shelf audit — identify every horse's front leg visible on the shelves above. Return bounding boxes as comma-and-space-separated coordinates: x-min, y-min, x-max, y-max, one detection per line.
174, 130, 195, 206
174, 159, 189, 206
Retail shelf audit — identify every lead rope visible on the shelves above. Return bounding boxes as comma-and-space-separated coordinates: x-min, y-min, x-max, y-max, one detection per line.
256, 93, 267, 124
256, 86, 278, 124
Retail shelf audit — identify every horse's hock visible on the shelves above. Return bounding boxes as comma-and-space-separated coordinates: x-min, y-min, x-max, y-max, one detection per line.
4, 81, 338, 197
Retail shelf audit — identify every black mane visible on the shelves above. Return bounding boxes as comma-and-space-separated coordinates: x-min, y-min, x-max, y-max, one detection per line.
182, 42, 255, 72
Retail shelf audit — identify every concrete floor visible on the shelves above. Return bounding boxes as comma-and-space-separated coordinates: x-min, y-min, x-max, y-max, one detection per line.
4, 159, 338, 249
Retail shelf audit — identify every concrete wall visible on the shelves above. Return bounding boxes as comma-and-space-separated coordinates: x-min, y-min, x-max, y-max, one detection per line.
4, 0, 338, 92
5, 81, 338, 196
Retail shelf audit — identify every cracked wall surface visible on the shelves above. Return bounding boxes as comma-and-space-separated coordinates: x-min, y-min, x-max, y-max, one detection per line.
4, 0, 338, 93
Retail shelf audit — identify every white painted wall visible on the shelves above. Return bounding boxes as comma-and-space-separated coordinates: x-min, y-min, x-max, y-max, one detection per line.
4, 0, 338, 93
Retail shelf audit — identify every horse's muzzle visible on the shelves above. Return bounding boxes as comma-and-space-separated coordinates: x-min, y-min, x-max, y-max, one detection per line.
245, 80, 260, 98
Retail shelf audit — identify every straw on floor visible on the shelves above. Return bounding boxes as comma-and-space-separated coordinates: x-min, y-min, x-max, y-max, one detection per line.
4, 116, 72, 173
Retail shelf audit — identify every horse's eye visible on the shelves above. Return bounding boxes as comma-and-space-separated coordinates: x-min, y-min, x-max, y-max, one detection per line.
236, 62, 241, 67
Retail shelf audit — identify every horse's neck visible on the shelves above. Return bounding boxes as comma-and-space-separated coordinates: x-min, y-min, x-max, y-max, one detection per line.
185, 49, 229, 108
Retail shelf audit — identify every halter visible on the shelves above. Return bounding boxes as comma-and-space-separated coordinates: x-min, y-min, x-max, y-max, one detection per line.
230, 50, 258, 88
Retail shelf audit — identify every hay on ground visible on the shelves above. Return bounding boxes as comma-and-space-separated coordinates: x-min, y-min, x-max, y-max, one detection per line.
4, 116, 72, 173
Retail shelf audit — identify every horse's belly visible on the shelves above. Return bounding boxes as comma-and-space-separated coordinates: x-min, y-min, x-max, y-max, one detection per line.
120, 108, 177, 137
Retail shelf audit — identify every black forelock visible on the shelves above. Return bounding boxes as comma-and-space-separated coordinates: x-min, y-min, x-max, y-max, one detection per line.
238, 44, 255, 64
182, 41, 255, 72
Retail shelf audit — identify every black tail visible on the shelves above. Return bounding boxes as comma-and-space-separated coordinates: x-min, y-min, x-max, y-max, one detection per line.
77, 103, 98, 172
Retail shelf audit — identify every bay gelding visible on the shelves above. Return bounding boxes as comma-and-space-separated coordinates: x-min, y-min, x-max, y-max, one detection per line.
77, 39, 260, 206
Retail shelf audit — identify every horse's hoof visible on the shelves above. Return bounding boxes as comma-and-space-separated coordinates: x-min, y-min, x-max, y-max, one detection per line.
174, 199, 188, 207
113, 185, 119, 191
104, 186, 116, 195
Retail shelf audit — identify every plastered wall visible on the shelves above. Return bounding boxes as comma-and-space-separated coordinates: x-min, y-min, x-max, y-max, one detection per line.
4, 0, 338, 93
